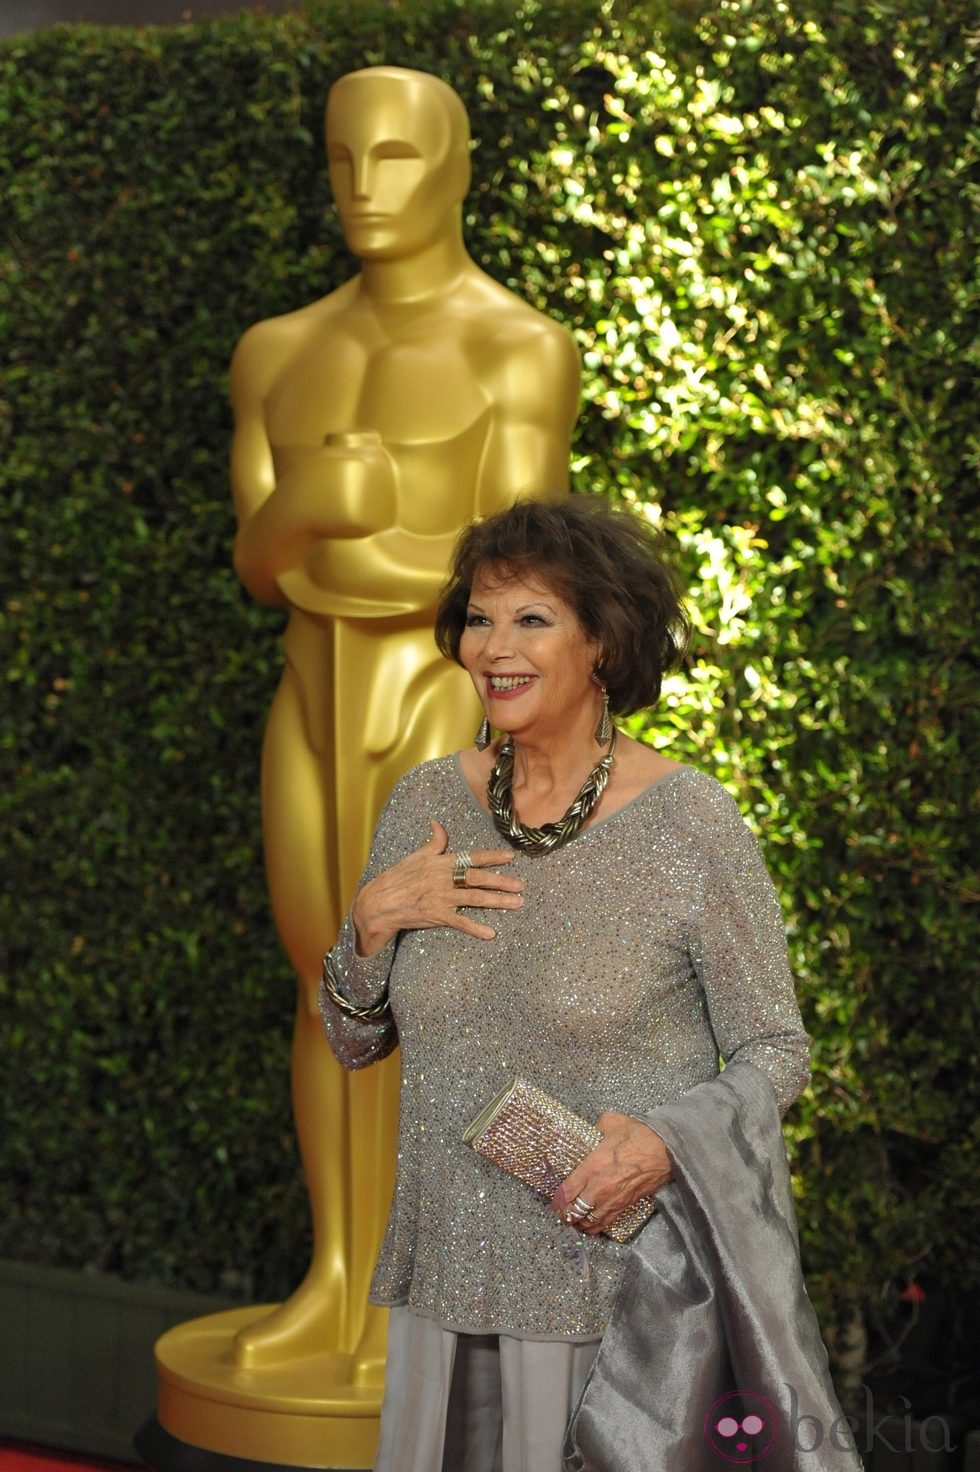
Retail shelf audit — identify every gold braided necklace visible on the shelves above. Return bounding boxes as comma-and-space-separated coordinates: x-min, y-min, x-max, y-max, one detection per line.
487, 726, 617, 855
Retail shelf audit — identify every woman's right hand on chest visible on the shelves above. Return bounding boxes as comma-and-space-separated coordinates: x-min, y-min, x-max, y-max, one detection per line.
351, 820, 524, 957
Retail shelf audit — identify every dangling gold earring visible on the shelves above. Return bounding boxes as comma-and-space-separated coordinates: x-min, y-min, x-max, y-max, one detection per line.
592, 673, 612, 745
475, 715, 492, 751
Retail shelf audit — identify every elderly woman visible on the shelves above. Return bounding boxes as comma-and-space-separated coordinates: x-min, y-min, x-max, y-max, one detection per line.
319, 497, 811, 1472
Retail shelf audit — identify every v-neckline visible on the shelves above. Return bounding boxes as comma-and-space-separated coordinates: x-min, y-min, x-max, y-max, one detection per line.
450, 752, 694, 849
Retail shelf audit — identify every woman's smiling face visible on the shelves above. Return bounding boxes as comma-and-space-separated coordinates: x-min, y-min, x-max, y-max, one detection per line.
459, 565, 600, 742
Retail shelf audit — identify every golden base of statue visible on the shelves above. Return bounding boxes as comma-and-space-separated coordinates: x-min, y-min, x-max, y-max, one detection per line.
154, 1304, 382, 1466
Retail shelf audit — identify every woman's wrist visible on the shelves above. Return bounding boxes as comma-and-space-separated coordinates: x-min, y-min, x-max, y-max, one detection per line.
628, 1118, 674, 1181
351, 881, 396, 958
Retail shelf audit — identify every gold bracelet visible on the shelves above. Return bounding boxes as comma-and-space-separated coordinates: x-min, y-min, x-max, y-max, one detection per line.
320, 951, 393, 1022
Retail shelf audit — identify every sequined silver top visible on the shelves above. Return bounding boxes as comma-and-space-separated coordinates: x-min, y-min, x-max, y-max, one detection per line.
319, 756, 811, 1340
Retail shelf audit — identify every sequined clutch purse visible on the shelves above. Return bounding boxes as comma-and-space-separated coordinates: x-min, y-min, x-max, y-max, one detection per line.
462, 1075, 656, 1244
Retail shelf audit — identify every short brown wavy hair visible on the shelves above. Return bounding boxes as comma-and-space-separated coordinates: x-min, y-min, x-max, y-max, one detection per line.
435, 496, 691, 716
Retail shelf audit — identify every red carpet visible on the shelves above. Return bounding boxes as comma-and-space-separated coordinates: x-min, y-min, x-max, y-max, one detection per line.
0, 1445, 139, 1472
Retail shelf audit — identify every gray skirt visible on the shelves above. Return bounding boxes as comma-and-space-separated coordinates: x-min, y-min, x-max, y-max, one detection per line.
374, 1306, 601, 1472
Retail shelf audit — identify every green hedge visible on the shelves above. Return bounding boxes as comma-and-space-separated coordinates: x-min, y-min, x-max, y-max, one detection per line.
1, 0, 976, 1358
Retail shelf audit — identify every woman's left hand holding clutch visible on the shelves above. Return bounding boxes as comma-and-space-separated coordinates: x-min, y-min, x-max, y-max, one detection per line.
552, 1112, 673, 1236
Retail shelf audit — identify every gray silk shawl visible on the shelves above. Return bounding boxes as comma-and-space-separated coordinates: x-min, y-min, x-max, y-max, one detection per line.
563, 1062, 863, 1472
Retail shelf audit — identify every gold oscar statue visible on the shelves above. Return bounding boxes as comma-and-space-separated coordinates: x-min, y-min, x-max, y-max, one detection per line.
153, 66, 579, 1466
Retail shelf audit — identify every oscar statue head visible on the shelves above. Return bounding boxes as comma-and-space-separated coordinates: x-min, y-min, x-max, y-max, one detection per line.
326, 66, 472, 263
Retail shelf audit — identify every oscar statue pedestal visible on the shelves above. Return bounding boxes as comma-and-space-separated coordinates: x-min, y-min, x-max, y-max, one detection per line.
142, 1305, 381, 1470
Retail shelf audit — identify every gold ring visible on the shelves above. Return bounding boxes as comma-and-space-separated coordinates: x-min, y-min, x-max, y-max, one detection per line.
453, 851, 474, 889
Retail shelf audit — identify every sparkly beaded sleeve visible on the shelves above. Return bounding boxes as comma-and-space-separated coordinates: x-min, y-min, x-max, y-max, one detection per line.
318, 912, 398, 1070
685, 779, 812, 1116
317, 772, 424, 1071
